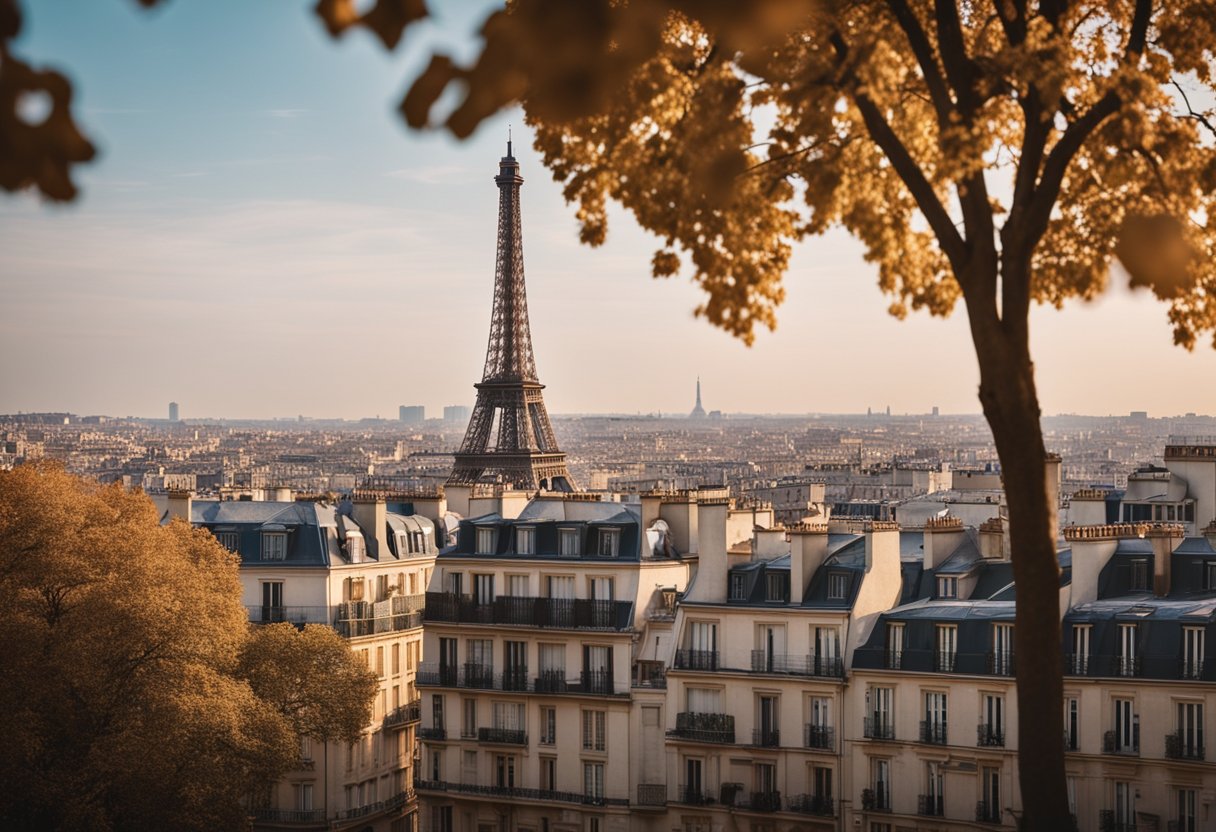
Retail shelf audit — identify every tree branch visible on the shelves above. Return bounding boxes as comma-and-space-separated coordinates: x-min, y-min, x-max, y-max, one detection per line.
934, 0, 979, 115
884, 0, 955, 121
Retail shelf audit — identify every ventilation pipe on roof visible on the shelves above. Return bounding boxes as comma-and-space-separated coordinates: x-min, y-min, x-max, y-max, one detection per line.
1147, 523, 1184, 597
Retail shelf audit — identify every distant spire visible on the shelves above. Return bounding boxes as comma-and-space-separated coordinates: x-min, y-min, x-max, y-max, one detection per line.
690, 375, 706, 419
507, 124, 512, 158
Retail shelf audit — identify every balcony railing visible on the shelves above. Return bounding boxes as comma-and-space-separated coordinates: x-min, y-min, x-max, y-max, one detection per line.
674, 649, 719, 671
976, 800, 1002, 824
333, 789, 415, 822
935, 650, 957, 672
247, 605, 330, 626
747, 791, 781, 813
415, 780, 627, 808
1165, 731, 1205, 760
1064, 653, 1090, 675
749, 651, 843, 678
986, 650, 1015, 676
864, 716, 895, 740
1099, 810, 1137, 832
580, 669, 614, 695
751, 728, 780, 747
1102, 727, 1139, 755
1064, 728, 1079, 752
920, 720, 948, 745
418, 727, 446, 740
789, 794, 834, 816
252, 808, 327, 824
670, 712, 735, 743
477, 727, 527, 745
861, 786, 891, 812
918, 794, 944, 816
805, 724, 835, 750
1110, 654, 1141, 677
886, 649, 902, 670
636, 784, 666, 807
417, 664, 622, 696
501, 667, 529, 692
383, 699, 421, 728
1181, 659, 1205, 680
678, 785, 713, 805
423, 593, 633, 631
977, 722, 1004, 747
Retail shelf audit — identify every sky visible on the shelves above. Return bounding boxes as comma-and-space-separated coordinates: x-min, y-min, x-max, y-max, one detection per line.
3, 0, 1216, 420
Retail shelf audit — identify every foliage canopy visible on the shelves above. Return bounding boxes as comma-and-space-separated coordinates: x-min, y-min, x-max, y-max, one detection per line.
0, 464, 377, 832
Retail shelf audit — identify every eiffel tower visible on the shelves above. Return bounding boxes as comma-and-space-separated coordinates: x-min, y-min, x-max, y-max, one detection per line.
446, 140, 576, 492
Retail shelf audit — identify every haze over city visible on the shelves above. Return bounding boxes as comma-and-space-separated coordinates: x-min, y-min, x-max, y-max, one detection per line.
4, 0, 1216, 420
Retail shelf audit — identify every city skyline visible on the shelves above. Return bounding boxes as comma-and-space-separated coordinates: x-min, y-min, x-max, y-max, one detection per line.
5, 1, 1216, 420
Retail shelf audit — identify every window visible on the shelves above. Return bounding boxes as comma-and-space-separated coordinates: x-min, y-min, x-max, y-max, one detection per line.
516, 527, 535, 555
582, 710, 606, 751
431, 695, 445, 730
870, 758, 890, 810
260, 581, 283, 621
375, 646, 385, 677
1129, 558, 1149, 591
1205, 561, 1216, 591
506, 574, 528, 596
1113, 780, 1136, 828
937, 576, 958, 599
1176, 787, 1197, 832
686, 687, 722, 714
589, 577, 614, 601
729, 572, 747, 600
430, 748, 442, 781
991, 623, 1014, 675
979, 767, 1000, 822
924, 761, 943, 815
391, 643, 400, 676
1111, 697, 1138, 753
935, 624, 957, 672
472, 573, 494, 605
812, 765, 833, 801
462, 698, 477, 739
295, 783, 313, 812
980, 694, 1004, 746
1071, 624, 1091, 674
756, 695, 779, 746
1064, 696, 1079, 751
495, 754, 516, 788
539, 756, 557, 791
461, 750, 477, 780
597, 529, 620, 557
215, 531, 238, 551
886, 623, 904, 669
1117, 623, 1138, 676
347, 533, 365, 561
546, 575, 575, 599
539, 643, 565, 677
765, 572, 788, 602
814, 626, 840, 676
475, 528, 495, 554
1173, 701, 1204, 759
923, 691, 947, 744
867, 686, 893, 739
754, 761, 776, 794
754, 623, 785, 672
445, 571, 463, 596
559, 528, 580, 557
583, 762, 605, 800
828, 572, 849, 599
262, 532, 287, 560
685, 621, 718, 669
493, 701, 525, 733
539, 707, 556, 745
1183, 626, 1205, 679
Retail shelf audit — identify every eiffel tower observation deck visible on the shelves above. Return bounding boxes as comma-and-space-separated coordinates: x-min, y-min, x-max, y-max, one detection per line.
446, 141, 576, 492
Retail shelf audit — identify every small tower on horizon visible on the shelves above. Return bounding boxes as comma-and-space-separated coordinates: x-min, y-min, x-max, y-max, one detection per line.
168, 401, 179, 422
690, 377, 707, 419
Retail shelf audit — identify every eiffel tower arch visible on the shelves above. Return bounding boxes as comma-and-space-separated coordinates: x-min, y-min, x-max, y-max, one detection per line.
446, 141, 576, 492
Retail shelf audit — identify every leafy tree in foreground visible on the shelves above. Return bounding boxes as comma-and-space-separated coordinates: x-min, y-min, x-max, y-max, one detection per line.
0, 464, 376, 831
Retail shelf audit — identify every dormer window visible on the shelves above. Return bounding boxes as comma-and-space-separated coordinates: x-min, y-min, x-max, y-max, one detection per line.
938, 577, 958, 599
476, 528, 495, 555
827, 573, 849, 600
597, 529, 620, 558
517, 527, 536, 555
765, 572, 788, 602
559, 528, 580, 557
1204, 561, 1216, 591
729, 573, 747, 601
345, 533, 364, 560
215, 531, 239, 552
1129, 559, 1149, 592
262, 532, 287, 561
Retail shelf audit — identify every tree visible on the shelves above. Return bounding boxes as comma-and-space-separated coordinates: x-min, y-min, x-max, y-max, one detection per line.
0, 463, 376, 831
6, 0, 1216, 825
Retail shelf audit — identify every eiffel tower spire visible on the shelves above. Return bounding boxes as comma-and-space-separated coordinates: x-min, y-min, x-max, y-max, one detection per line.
447, 141, 576, 492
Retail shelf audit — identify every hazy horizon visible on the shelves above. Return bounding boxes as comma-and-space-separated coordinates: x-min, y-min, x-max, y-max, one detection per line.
4, 0, 1216, 420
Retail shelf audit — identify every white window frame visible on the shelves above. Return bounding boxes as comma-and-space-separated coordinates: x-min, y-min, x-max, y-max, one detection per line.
828, 572, 849, 599
559, 528, 580, 557
262, 532, 287, 560
597, 528, 620, 558
475, 527, 495, 555
516, 526, 535, 555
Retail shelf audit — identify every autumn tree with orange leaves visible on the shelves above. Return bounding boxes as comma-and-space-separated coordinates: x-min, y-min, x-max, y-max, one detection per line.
5, 0, 1216, 826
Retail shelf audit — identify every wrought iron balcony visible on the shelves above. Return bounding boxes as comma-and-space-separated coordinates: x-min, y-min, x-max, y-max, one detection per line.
1110, 654, 1141, 677
1099, 810, 1137, 832
1064, 653, 1090, 675
678, 785, 713, 805
477, 727, 527, 745
674, 649, 719, 671
934, 650, 957, 672
670, 712, 735, 743
920, 720, 948, 745
1165, 731, 1205, 760
414, 780, 628, 808
748, 651, 843, 678
986, 650, 1015, 676
580, 669, 614, 695
636, 784, 666, 807
789, 794, 834, 816
1181, 658, 1205, 680
252, 808, 327, 824
534, 670, 568, 694
461, 663, 494, 689
885, 649, 903, 670
748, 791, 781, 813
976, 800, 1002, 824
863, 716, 895, 740
918, 794, 944, 816
805, 724, 835, 750
246, 605, 329, 626
418, 726, 447, 740
977, 722, 1004, 747
751, 728, 780, 747
861, 786, 891, 812
501, 667, 529, 692
1102, 727, 1139, 755
333, 789, 415, 822
423, 593, 633, 631
383, 699, 421, 728
1064, 728, 1079, 751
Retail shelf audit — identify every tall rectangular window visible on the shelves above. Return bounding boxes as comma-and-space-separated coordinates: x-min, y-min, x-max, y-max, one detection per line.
1113, 780, 1136, 827
765, 572, 788, 601
1174, 701, 1204, 759
582, 710, 606, 751
516, 527, 535, 555
1176, 788, 1197, 832
546, 575, 575, 599
260, 581, 283, 622
935, 624, 957, 672
559, 529, 580, 557
583, 762, 605, 800
1112, 697, 1138, 753
475, 528, 494, 554
991, 623, 1014, 675
923, 691, 947, 744
885, 623, 904, 670
1072, 624, 1091, 674
1064, 696, 1079, 751
539, 706, 556, 745
462, 698, 476, 739
1118, 624, 1138, 676
472, 573, 495, 605
495, 754, 516, 789
597, 529, 619, 557
262, 532, 287, 560
871, 759, 890, 810
867, 686, 893, 739
539, 756, 557, 792
828, 572, 849, 599
1129, 558, 1149, 591
937, 576, 958, 599
979, 767, 1000, 823
980, 694, 1004, 746
1183, 626, 1205, 679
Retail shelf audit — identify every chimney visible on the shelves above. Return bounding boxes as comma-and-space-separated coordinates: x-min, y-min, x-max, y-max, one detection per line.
1204, 519, 1216, 549
686, 497, 728, 603
865, 521, 901, 573
351, 495, 386, 559
1064, 524, 1132, 605
1045, 453, 1062, 540
753, 527, 788, 560
167, 489, 193, 522
641, 491, 663, 531
268, 485, 293, 503
978, 517, 1005, 559
1069, 488, 1111, 526
1147, 522, 1184, 597
788, 523, 829, 604
922, 516, 965, 570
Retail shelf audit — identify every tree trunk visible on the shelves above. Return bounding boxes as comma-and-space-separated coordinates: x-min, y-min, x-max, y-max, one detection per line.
972, 329, 1072, 829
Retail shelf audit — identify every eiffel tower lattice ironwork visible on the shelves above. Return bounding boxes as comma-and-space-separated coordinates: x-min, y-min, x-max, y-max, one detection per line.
446, 140, 576, 492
